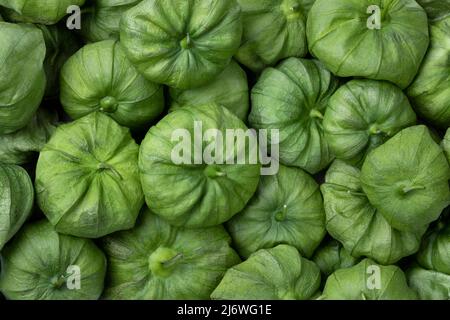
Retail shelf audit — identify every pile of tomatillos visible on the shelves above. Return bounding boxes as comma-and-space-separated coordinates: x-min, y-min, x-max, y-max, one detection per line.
0, 0, 449, 300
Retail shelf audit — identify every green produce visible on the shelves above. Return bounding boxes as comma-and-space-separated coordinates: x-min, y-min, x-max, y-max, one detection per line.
307, 0, 429, 89
407, 267, 450, 300
321, 160, 426, 265
120, 0, 242, 89
442, 128, 450, 163
407, 215, 450, 300
416, 217, 450, 275
0, 164, 34, 250
35, 112, 143, 238
0, 108, 58, 165
37, 24, 80, 97
324, 79, 416, 165
0, 22, 46, 134
60, 40, 164, 129
81, 0, 142, 42
407, 16, 450, 127
361, 125, 450, 232
321, 259, 418, 300
0, 0, 86, 25
416, 0, 450, 21
169, 60, 249, 121
102, 208, 240, 300
211, 245, 321, 300
1, 0, 450, 301
139, 103, 260, 228
249, 58, 338, 174
0, 220, 106, 300
235, 0, 314, 72
312, 239, 360, 279
227, 165, 325, 259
